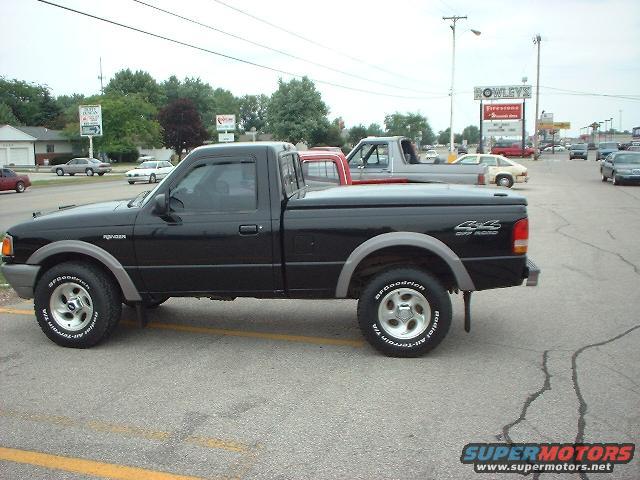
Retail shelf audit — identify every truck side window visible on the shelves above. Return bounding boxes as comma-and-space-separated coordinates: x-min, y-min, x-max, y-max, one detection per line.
303, 161, 340, 183
279, 153, 303, 196
349, 144, 389, 169
170, 160, 257, 212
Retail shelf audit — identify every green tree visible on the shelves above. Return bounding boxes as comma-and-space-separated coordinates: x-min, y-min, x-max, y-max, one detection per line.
348, 124, 368, 145
63, 94, 162, 161
0, 102, 19, 125
0, 77, 62, 127
158, 98, 208, 158
309, 119, 344, 148
462, 125, 480, 144
384, 112, 431, 141
421, 123, 436, 145
162, 76, 217, 130
105, 69, 165, 108
266, 77, 329, 144
239, 94, 269, 133
437, 128, 450, 145
210, 88, 240, 135
367, 123, 384, 136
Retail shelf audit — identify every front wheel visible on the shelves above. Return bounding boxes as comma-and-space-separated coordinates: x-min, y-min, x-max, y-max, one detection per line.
357, 268, 452, 357
56, 168, 64, 176
34, 262, 122, 348
612, 172, 620, 185
601, 173, 608, 182
86, 168, 94, 176
149, 173, 156, 184
15, 181, 25, 193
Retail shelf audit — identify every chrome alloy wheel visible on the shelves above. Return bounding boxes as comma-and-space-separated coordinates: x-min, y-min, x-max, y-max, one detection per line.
49, 282, 94, 331
377, 288, 431, 340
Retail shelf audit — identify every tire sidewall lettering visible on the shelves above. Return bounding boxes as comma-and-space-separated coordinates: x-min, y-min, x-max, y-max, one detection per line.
44, 275, 98, 339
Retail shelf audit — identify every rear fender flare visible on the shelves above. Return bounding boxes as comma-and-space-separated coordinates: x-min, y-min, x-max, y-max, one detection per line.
27, 240, 142, 301
335, 232, 475, 298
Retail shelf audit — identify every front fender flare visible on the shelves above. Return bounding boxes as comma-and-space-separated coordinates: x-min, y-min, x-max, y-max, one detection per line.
28, 240, 142, 301
335, 232, 475, 298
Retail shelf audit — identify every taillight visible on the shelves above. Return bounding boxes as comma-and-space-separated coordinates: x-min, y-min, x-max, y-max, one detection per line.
2, 235, 13, 257
513, 218, 528, 254
478, 173, 486, 185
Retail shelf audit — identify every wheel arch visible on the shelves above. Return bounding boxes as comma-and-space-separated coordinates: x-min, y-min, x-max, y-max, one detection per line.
335, 232, 475, 298
28, 240, 141, 301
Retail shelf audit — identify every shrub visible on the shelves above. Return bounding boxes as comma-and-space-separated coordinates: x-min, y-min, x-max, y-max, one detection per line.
50, 154, 82, 165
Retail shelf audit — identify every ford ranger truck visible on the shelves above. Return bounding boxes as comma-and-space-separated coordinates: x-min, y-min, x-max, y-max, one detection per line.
1, 142, 539, 357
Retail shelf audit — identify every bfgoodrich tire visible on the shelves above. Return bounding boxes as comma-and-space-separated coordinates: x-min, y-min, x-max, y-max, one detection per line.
357, 268, 452, 357
34, 262, 122, 348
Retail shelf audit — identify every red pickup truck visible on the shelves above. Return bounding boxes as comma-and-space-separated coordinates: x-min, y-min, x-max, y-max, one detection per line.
299, 151, 408, 186
490, 143, 535, 158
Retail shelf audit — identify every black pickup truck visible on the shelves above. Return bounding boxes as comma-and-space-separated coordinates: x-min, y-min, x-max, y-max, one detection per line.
1, 142, 539, 357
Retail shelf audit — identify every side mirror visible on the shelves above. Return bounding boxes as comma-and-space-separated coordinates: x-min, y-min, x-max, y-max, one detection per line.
152, 193, 168, 215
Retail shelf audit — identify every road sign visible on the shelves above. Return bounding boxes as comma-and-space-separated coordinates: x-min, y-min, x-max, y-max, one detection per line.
483, 103, 522, 120
539, 123, 554, 129
218, 132, 234, 143
474, 85, 532, 100
553, 122, 571, 129
79, 105, 102, 137
484, 120, 523, 136
216, 114, 236, 132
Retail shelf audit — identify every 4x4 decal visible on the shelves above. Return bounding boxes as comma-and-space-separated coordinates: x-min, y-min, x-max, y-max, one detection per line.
454, 220, 501, 236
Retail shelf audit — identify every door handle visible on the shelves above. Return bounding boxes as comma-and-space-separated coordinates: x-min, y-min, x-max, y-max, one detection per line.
239, 224, 259, 235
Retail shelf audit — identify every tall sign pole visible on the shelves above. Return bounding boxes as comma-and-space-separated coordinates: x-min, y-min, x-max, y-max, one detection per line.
79, 105, 103, 159
443, 15, 467, 162
533, 35, 542, 159
478, 99, 483, 153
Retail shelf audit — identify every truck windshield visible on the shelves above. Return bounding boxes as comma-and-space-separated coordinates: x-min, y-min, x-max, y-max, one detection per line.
571, 144, 587, 150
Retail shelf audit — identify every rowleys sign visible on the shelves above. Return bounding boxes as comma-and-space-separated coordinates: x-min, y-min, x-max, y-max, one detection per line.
483, 103, 522, 120
474, 85, 532, 100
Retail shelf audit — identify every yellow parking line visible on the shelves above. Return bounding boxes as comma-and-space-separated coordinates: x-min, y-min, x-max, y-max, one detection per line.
0, 307, 364, 348
0, 446, 205, 480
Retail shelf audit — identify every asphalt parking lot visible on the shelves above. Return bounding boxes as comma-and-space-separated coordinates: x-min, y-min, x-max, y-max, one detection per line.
1, 152, 638, 479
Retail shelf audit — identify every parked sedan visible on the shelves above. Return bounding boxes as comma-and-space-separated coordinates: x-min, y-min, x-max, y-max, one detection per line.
543, 145, 566, 152
601, 151, 640, 185
52, 158, 112, 176
126, 160, 174, 184
453, 154, 528, 188
0, 168, 30, 193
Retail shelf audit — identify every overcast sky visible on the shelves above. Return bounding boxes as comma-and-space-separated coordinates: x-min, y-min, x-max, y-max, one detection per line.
2, 0, 639, 137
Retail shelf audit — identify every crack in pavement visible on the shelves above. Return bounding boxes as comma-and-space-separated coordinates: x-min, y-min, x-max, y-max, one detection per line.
543, 207, 640, 276
498, 350, 552, 443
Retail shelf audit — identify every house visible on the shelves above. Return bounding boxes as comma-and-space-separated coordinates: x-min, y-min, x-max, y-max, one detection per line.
0, 124, 74, 166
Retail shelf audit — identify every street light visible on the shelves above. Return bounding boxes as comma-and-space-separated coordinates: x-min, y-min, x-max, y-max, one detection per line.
608, 117, 613, 141
443, 15, 481, 162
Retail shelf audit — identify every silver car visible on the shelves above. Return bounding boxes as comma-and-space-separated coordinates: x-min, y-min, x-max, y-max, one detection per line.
52, 158, 112, 176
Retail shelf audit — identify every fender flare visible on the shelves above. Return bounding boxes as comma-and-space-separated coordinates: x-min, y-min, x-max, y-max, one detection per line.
28, 240, 142, 301
335, 232, 475, 297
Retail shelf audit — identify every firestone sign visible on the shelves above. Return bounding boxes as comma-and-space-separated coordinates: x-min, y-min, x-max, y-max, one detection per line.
483, 103, 522, 120
474, 85, 532, 100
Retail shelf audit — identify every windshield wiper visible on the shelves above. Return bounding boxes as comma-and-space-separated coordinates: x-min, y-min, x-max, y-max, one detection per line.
127, 190, 151, 208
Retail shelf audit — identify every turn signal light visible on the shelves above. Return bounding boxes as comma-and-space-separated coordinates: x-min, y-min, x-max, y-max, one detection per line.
512, 218, 528, 254
2, 235, 13, 257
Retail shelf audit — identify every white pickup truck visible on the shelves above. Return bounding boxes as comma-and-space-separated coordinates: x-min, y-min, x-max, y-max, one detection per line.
347, 136, 488, 185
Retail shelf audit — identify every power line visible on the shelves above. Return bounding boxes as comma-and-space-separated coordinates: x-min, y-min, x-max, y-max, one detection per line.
539, 85, 640, 101
36, 0, 448, 101
132, 0, 447, 96
208, 0, 426, 85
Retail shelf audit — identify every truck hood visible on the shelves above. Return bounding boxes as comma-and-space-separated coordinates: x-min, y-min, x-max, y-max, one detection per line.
289, 184, 527, 208
9, 200, 137, 235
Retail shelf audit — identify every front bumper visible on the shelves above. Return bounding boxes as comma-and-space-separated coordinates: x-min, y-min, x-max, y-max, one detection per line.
1, 264, 40, 298
525, 258, 540, 286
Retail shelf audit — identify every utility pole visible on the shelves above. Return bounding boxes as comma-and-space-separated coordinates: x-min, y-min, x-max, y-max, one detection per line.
98, 57, 104, 95
443, 15, 467, 162
533, 34, 541, 160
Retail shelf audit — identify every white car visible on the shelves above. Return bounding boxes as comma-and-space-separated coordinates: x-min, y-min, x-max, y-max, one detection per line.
543, 145, 566, 152
126, 160, 174, 184
453, 154, 528, 188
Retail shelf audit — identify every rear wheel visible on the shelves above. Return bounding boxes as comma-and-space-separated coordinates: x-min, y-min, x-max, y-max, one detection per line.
34, 262, 122, 348
357, 268, 452, 357
98, 172, 105, 176
496, 175, 514, 188
128, 181, 135, 185
601, 173, 608, 182
15, 181, 25, 193
149, 173, 156, 184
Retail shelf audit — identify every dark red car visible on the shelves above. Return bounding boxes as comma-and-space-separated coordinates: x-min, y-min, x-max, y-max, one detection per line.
0, 168, 31, 193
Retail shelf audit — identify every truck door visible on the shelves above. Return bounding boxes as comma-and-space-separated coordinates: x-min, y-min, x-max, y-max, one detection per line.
133, 154, 274, 295
347, 142, 390, 181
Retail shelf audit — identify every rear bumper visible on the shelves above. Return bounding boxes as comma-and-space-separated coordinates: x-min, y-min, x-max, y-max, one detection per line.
525, 258, 540, 286
1, 264, 40, 298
